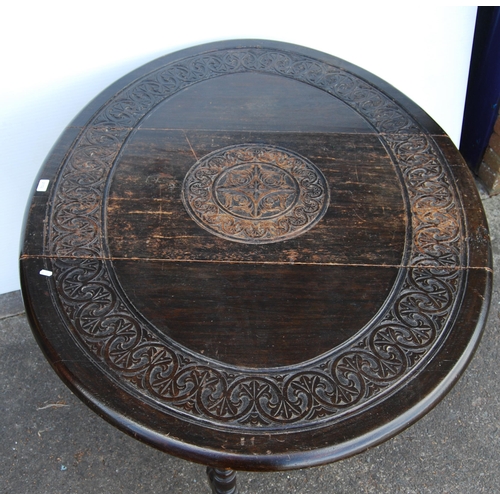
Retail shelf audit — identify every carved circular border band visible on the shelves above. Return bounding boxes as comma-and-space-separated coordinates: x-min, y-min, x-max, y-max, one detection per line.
46, 46, 466, 430
182, 143, 330, 244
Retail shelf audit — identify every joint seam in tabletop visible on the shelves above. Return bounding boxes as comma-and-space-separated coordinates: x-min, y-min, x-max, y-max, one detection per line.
19, 254, 493, 273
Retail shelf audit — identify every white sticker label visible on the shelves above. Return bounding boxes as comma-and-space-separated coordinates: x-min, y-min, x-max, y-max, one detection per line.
36, 179, 50, 192
39, 269, 53, 277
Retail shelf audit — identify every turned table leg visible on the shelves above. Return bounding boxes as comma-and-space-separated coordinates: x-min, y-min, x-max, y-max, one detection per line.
206, 467, 238, 494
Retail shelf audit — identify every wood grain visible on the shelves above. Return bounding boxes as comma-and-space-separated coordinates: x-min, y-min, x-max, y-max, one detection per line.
20, 40, 491, 474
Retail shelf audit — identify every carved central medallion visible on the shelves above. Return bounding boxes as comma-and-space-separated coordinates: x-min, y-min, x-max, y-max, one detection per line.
182, 144, 330, 244
214, 162, 299, 220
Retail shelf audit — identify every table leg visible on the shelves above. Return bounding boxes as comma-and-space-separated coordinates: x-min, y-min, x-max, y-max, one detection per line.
206, 467, 238, 494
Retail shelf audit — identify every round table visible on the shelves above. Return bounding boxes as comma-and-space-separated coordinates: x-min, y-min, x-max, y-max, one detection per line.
20, 40, 492, 493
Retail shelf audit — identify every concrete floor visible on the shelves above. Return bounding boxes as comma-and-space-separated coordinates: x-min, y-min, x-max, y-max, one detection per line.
1, 180, 499, 494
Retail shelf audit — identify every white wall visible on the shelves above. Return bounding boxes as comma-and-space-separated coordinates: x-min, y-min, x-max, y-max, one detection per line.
1, 1, 477, 294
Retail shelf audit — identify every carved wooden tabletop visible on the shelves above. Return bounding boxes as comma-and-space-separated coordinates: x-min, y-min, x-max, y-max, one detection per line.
20, 40, 492, 492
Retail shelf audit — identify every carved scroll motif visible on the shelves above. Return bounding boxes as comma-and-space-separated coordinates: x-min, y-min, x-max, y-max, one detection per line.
47, 48, 465, 430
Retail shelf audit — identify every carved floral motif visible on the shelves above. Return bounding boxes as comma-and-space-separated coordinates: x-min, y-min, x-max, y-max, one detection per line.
182, 144, 330, 243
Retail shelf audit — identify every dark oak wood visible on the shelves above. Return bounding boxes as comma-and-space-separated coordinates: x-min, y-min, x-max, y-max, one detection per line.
20, 40, 492, 490
207, 468, 238, 494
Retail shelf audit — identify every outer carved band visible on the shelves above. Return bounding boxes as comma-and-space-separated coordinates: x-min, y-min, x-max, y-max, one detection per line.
46, 47, 466, 431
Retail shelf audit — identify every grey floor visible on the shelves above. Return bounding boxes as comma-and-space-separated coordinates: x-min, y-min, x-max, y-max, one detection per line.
2, 181, 499, 494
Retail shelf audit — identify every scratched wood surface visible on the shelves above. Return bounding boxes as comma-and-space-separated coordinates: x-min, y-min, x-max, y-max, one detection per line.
20, 40, 492, 471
